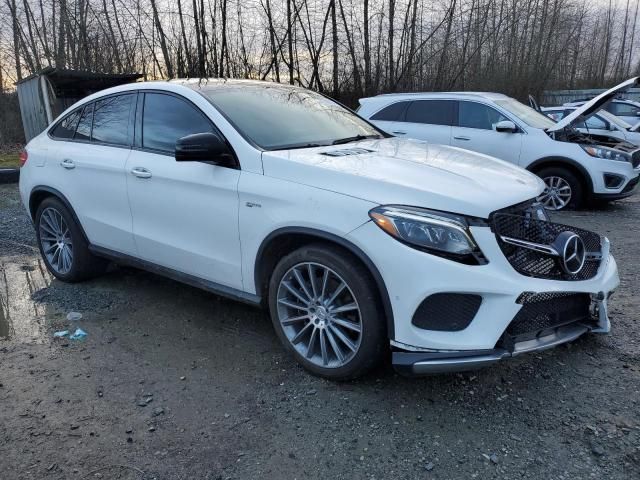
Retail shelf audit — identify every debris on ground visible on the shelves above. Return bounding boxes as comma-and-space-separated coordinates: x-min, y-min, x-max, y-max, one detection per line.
66, 311, 83, 322
69, 328, 87, 340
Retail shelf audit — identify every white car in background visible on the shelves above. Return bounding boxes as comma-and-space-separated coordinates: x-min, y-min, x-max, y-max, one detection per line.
542, 106, 640, 146
359, 78, 640, 210
19, 80, 619, 379
565, 98, 640, 125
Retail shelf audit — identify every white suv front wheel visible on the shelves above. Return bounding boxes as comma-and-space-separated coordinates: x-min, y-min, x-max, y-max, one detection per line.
536, 167, 584, 210
268, 244, 385, 380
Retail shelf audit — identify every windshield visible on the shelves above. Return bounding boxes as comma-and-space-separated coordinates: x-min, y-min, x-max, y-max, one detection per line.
494, 98, 556, 129
598, 109, 632, 129
201, 84, 382, 150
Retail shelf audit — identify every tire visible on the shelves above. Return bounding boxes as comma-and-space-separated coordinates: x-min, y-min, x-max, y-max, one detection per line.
535, 166, 584, 210
268, 243, 386, 380
35, 197, 108, 282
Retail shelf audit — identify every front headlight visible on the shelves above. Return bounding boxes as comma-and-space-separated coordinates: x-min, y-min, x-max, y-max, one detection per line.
581, 144, 631, 163
369, 205, 487, 264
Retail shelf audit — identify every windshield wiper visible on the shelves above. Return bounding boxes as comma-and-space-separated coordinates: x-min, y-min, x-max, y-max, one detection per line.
331, 134, 381, 145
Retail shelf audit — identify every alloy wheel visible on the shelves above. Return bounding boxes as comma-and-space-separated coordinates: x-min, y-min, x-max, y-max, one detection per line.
538, 176, 572, 210
39, 207, 74, 275
276, 262, 363, 368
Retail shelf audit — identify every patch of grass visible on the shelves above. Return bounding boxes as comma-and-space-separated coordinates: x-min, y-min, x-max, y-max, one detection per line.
0, 153, 20, 169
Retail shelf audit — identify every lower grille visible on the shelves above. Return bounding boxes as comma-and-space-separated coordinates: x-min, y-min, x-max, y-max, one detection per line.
492, 213, 602, 281
508, 292, 592, 338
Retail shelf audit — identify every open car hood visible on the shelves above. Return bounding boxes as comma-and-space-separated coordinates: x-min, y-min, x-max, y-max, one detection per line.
631, 120, 640, 133
547, 77, 639, 133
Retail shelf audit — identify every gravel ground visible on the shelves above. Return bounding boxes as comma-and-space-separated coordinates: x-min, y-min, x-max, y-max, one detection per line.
0, 183, 639, 480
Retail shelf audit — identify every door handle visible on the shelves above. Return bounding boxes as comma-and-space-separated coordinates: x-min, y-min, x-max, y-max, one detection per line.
453, 136, 471, 141
392, 131, 407, 135
131, 167, 152, 179
60, 159, 75, 169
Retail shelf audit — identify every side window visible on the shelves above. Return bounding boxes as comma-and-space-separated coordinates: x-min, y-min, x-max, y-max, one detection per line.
544, 110, 565, 122
610, 102, 640, 116
584, 115, 607, 130
74, 103, 94, 141
51, 109, 82, 139
458, 101, 508, 130
142, 93, 214, 153
92, 94, 135, 146
405, 100, 455, 126
371, 101, 410, 121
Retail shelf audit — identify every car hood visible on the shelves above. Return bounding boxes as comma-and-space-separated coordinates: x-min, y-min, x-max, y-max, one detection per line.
548, 76, 640, 132
262, 138, 544, 219
631, 120, 640, 133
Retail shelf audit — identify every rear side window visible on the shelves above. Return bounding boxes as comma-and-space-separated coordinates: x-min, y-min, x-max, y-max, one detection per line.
142, 93, 214, 153
457, 101, 508, 130
51, 109, 82, 139
74, 103, 93, 141
371, 101, 410, 121
405, 100, 455, 126
92, 94, 135, 146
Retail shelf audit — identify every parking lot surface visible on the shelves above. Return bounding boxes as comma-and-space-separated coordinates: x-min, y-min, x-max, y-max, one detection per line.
1, 183, 639, 479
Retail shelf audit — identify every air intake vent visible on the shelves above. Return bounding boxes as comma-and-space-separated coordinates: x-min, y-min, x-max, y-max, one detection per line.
320, 148, 374, 157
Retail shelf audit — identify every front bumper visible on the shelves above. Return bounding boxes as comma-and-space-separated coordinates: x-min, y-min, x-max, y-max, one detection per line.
346, 220, 619, 374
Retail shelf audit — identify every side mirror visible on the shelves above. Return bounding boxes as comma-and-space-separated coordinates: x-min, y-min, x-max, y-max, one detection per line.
175, 132, 234, 166
495, 120, 517, 133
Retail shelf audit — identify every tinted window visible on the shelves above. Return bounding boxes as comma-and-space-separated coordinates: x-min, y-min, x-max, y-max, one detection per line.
74, 103, 93, 141
404, 100, 455, 126
51, 109, 82, 139
609, 102, 640, 116
92, 94, 135, 145
458, 101, 508, 130
143, 93, 213, 152
371, 101, 410, 121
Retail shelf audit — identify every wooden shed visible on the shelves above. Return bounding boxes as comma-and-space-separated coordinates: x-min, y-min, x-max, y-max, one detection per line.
16, 67, 142, 142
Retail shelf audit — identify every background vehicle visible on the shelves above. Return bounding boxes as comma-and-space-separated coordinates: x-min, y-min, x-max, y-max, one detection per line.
358, 78, 640, 210
564, 98, 640, 125
542, 106, 640, 146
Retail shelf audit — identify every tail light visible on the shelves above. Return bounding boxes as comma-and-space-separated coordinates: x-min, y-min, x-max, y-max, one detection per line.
19, 150, 28, 167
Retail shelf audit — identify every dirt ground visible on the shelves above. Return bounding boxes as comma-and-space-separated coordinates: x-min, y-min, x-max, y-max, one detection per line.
1, 182, 639, 480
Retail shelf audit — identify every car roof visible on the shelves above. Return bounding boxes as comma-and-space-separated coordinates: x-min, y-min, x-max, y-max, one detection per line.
369, 91, 511, 101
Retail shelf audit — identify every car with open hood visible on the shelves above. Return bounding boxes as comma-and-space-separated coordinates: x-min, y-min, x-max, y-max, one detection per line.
358, 78, 640, 210
564, 97, 640, 126
19, 80, 619, 379
542, 105, 640, 147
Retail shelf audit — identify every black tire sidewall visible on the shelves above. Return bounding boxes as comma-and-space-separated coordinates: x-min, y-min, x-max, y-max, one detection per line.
35, 197, 98, 282
537, 166, 584, 210
268, 244, 386, 380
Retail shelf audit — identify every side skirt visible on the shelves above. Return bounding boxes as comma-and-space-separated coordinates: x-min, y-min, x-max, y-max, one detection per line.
88, 245, 262, 307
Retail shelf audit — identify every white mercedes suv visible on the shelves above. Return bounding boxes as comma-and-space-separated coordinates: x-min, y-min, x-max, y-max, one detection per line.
19, 80, 619, 379
359, 78, 640, 210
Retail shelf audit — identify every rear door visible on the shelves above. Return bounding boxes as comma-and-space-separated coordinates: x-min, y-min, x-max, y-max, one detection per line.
367, 101, 410, 136
48, 94, 137, 254
393, 100, 455, 144
451, 100, 523, 164
125, 91, 243, 289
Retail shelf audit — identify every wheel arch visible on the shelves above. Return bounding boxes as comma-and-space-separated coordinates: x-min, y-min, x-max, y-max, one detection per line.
526, 157, 594, 196
254, 227, 395, 339
29, 186, 89, 243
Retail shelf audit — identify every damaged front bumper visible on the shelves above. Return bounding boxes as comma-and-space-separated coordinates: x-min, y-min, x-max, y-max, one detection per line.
393, 293, 612, 376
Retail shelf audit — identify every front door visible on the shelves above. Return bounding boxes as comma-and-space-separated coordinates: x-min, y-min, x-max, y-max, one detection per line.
451, 101, 523, 165
125, 92, 243, 289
